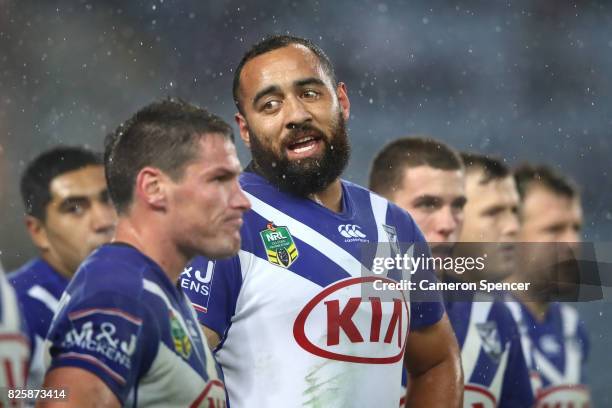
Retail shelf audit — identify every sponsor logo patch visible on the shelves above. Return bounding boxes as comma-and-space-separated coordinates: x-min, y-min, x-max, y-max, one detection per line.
181, 262, 215, 313
62, 317, 138, 370
260, 222, 298, 268
293, 277, 409, 364
170, 312, 192, 359
464, 384, 497, 408
382, 224, 400, 256
535, 384, 591, 408
337, 224, 368, 243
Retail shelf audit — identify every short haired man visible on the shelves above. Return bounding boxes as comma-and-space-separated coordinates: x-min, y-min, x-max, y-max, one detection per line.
40, 99, 250, 407
183, 36, 462, 407
371, 139, 533, 407
506, 164, 591, 406
9, 146, 116, 392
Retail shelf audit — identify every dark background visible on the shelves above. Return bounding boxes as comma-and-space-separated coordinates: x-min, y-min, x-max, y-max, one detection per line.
1, 0, 610, 403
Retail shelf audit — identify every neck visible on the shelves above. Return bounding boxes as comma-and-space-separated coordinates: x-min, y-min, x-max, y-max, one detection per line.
518, 296, 550, 322
40, 253, 73, 280
114, 215, 187, 284
506, 273, 550, 321
309, 179, 343, 212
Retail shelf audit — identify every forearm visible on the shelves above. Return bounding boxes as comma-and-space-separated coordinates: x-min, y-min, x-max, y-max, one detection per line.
405, 347, 463, 408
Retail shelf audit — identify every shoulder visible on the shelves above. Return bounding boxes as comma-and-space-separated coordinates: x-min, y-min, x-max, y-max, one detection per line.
70, 245, 147, 299
342, 180, 418, 228
8, 258, 54, 293
9, 258, 45, 282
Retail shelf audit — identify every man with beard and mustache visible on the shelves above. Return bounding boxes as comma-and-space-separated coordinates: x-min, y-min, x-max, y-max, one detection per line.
370, 138, 533, 408
505, 164, 591, 407
182, 35, 462, 407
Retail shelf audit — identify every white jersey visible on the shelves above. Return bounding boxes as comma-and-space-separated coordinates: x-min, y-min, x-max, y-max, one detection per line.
0, 271, 31, 400
183, 171, 444, 407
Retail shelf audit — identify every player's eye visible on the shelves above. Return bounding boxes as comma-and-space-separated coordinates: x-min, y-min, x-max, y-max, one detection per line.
452, 198, 467, 210
61, 199, 90, 215
302, 89, 320, 99
262, 100, 281, 112
415, 198, 440, 211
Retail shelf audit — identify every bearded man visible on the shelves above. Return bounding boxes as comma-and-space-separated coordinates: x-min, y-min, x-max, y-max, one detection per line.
182, 35, 462, 408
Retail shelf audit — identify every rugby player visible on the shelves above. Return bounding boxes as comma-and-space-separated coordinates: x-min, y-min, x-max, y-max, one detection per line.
40, 99, 250, 407
506, 164, 591, 406
182, 35, 462, 408
371, 139, 533, 407
0, 146, 30, 402
9, 146, 116, 392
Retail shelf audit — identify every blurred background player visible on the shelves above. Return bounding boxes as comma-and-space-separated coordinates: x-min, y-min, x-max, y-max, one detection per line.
0, 144, 30, 403
506, 164, 591, 406
183, 35, 462, 408
9, 146, 116, 394
40, 99, 250, 407
370, 139, 533, 407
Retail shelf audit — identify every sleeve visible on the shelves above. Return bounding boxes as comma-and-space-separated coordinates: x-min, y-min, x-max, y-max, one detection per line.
405, 220, 445, 330
45, 290, 159, 405
499, 317, 535, 408
181, 255, 243, 340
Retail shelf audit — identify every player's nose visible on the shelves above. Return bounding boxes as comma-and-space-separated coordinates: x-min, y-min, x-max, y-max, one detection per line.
502, 211, 519, 241
230, 183, 251, 214
284, 95, 313, 128
91, 201, 117, 234
436, 207, 459, 238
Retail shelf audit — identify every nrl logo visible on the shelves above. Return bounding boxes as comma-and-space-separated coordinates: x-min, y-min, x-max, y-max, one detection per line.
170, 312, 192, 360
260, 222, 299, 268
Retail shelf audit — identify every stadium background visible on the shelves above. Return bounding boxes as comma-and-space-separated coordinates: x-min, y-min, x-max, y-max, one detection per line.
1, 0, 610, 404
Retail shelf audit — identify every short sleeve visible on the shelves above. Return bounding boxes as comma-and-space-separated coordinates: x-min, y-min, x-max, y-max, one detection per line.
46, 291, 159, 404
181, 256, 242, 341
398, 212, 445, 331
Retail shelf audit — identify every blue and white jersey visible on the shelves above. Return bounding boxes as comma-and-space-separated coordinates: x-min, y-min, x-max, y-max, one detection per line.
182, 170, 444, 408
45, 243, 226, 407
0, 271, 30, 392
447, 296, 534, 408
9, 258, 68, 390
506, 300, 591, 407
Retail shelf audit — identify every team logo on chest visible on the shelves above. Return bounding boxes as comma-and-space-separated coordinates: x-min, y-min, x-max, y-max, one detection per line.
260, 222, 299, 268
170, 312, 192, 359
476, 321, 503, 362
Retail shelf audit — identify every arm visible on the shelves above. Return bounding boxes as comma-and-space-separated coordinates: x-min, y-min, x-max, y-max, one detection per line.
38, 367, 120, 408
404, 313, 463, 408
202, 324, 221, 350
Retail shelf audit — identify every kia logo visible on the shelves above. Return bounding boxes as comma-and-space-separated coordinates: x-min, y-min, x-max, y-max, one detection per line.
464, 384, 496, 408
293, 277, 409, 364
535, 385, 591, 408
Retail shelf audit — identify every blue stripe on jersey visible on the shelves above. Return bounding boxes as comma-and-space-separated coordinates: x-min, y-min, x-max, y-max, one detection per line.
511, 301, 589, 388
184, 171, 445, 344
243, 208, 353, 287
447, 298, 534, 408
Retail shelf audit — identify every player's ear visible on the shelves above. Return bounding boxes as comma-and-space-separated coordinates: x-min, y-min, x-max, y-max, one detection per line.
235, 112, 251, 148
25, 215, 50, 251
336, 82, 350, 122
135, 167, 167, 210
